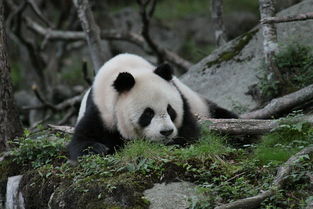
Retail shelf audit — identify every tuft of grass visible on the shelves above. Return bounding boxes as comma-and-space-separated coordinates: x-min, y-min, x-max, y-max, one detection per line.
114, 139, 171, 163
174, 129, 230, 161
253, 121, 313, 165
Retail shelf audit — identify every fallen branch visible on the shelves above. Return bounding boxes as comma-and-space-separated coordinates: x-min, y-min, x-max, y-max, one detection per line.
241, 84, 313, 119
202, 115, 313, 135
261, 12, 313, 24
72, 0, 106, 72
47, 124, 74, 134
49, 115, 313, 135
215, 145, 313, 209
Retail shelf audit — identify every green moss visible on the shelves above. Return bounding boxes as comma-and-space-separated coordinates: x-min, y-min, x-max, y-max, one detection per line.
205, 28, 258, 69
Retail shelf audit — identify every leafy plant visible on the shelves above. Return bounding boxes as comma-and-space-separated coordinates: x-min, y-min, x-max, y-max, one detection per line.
9, 130, 68, 168
258, 42, 313, 103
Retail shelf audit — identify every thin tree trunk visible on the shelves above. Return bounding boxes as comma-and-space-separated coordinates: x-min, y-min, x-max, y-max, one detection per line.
73, 0, 110, 73
211, 0, 227, 46
0, 0, 23, 152
259, 0, 283, 83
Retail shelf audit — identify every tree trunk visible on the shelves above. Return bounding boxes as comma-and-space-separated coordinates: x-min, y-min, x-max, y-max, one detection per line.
211, 0, 227, 46
0, 0, 23, 152
73, 0, 111, 73
259, 0, 283, 83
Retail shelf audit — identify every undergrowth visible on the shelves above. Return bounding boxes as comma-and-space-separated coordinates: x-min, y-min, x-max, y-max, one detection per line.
258, 42, 313, 103
2, 121, 313, 208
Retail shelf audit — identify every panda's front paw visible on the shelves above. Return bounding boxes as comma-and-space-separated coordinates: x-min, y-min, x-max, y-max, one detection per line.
90, 143, 110, 156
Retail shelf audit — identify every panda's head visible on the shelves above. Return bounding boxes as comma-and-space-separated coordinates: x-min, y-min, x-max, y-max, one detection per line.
112, 64, 184, 144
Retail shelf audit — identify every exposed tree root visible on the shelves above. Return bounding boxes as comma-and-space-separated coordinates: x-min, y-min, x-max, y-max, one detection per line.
241, 84, 313, 119
215, 145, 313, 209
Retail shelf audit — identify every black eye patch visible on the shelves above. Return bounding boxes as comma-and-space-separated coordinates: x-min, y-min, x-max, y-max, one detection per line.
167, 104, 177, 121
138, 108, 155, 127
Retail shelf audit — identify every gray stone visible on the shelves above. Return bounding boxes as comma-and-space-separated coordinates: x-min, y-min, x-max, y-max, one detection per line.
180, 0, 313, 112
143, 181, 201, 209
5, 175, 25, 209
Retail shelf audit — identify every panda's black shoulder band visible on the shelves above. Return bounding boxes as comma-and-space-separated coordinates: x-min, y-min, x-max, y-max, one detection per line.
113, 72, 135, 93
154, 63, 173, 81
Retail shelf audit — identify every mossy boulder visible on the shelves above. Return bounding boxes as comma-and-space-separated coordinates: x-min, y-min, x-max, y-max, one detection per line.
181, 0, 313, 113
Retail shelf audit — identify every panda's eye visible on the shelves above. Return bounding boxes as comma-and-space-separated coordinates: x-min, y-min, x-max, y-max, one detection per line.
138, 108, 155, 127
167, 104, 177, 121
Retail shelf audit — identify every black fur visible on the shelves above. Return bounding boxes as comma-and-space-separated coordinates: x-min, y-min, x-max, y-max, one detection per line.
154, 63, 173, 81
174, 95, 200, 145
206, 100, 238, 119
138, 107, 155, 127
113, 72, 135, 93
68, 89, 123, 161
167, 104, 177, 121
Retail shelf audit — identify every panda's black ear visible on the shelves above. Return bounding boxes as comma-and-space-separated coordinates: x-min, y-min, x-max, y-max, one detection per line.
154, 63, 173, 81
113, 72, 135, 93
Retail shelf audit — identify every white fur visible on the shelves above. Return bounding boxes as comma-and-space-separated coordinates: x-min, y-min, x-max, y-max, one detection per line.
77, 53, 210, 142
172, 77, 210, 118
77, 88, 90, 123
115, 72, 182, 142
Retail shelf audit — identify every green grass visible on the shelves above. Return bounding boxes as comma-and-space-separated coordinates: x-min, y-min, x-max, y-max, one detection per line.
253, 121, 313, 165
174, 129, 230, 161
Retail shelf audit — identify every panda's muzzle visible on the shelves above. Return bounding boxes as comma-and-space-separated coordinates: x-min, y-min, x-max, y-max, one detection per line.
160, 129, 174, 137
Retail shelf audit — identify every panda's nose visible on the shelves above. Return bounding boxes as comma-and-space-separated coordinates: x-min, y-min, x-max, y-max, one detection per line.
160, 129, 173, 137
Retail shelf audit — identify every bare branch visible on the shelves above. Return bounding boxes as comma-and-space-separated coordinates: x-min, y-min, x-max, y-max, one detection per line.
9, 0, 191, 72
31, 84, 84, 112
163, 49, 192, 71
137, 0, 164, 63
26, 0, 52, 27
48, 124, 74, 134
241, 84, 313, 119
31, 84, 57, 111
57, 108, 76, 125
72, 0, 106, 73
262, 12, 313, 24
25, 17, 192, 72
25, 18, 146, 47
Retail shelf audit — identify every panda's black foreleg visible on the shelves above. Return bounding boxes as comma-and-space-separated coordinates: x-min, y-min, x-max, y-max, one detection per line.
68, 140, 110, 161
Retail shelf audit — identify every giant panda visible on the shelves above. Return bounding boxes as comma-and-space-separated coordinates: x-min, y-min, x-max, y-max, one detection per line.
68, 54, 237, 160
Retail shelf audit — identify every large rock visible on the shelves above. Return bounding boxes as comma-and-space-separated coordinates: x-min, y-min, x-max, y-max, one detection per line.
181, 0, 313, 112
143, 182, 201, 209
